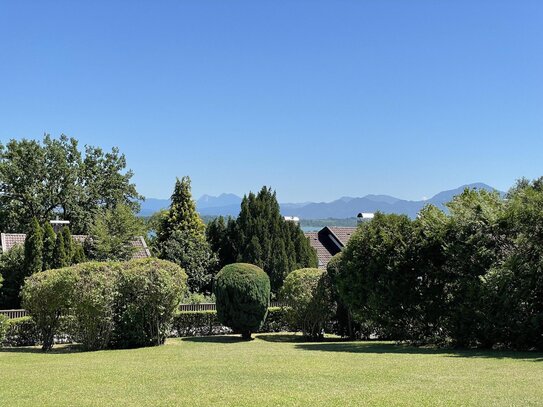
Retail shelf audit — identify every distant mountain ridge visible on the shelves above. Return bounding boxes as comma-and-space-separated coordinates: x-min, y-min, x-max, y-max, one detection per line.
139, 183, 503, 219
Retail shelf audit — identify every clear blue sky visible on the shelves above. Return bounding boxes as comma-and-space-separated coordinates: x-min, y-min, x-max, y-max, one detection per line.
1, 1, 542, 202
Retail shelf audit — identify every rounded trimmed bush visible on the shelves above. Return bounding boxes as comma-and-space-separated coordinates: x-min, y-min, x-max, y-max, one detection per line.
280, 267, 333, 339
214, 263, 270, 339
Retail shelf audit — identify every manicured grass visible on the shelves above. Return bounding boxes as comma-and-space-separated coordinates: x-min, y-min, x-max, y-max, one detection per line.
1, 333, 543, 406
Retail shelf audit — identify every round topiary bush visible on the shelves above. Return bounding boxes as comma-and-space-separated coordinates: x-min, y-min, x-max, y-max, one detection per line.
214, 263, 270, 340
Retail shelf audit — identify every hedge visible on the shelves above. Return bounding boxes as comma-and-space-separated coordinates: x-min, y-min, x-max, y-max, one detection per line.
1, 316, 75, 347
172, 307, 290, 337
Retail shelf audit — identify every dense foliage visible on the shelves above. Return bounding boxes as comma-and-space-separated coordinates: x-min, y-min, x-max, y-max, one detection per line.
214, 263, 271, 339
154, 177, 217, 293
21, 267, 78, 350
280, 268, 333, 339
207, 187, 317, 293
20, 258, 187, 351
0, 134, 142, 234
334, 180, 543, 349
42, 222, 56, 271
0, 223, 91, 308
0, 314, 8, 345
24, 218, 43, 275
71, 262, 118, 350
0, 245, 25, 308
109, 258, 188, 348
172, 307, 289, 337
2, 316, 40, 347
86, 204, 145, 261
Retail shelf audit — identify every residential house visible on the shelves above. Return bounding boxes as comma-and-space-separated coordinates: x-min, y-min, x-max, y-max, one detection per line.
0, 233, 151, 259
305, 226, 357, 269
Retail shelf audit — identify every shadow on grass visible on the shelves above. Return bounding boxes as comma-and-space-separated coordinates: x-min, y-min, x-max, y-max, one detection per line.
0, 344, 85, 354
256, 333, 347, 343
294, 342, 543, 361
181, 335, 249, 344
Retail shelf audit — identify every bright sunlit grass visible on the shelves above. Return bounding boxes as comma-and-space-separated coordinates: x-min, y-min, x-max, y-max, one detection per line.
1, 333, 543, 406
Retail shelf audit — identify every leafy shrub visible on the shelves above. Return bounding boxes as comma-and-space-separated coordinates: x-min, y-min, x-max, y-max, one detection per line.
182, 291, 216, 304
214, 263, 270, 339
4, 316, 40, 347
1, 316, 78, 348
0, 314, 8, 345
173, 311, 223, 337
280, 268, 334, 339
259, 307, 290, 333
172, 307, 288, 337
71, 262, 118, 350
0, 245, 25, 308
158, 229, 218, 293
110, 258, 188, 348
21, 267, 77, 351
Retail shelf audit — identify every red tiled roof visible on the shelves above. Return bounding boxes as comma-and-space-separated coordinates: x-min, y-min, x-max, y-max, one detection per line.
305, 227, 357, 269
328, 227, 357, 246
1, 233, 151, 259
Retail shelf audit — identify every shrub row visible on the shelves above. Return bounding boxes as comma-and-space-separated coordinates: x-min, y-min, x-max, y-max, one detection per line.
0, 316, 77, 347
20, 258, 187, 351
172, 307, 290, 337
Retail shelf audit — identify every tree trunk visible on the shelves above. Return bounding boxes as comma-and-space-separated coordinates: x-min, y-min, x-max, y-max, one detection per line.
241, 330, 252, 340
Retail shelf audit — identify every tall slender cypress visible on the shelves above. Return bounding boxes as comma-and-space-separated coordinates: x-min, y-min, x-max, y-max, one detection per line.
61, 226, 74, 265
42, 222, 56, 271
24, 218, 43, 275
52, 232, 68, 269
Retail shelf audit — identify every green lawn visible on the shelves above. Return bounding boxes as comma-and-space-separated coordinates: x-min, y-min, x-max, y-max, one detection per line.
1, 334, 543, 406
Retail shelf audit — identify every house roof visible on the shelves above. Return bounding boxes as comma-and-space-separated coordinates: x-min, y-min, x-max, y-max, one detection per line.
305, 226, 357, 269
0, 233, 151, 260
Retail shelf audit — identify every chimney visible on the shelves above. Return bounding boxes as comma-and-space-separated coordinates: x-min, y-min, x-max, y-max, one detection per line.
50, 219, 70, 233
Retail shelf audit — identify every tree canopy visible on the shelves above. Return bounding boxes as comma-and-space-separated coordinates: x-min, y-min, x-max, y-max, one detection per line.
207, 187, 317, 293
154, 177, 217, 293
0, 134, 142, 234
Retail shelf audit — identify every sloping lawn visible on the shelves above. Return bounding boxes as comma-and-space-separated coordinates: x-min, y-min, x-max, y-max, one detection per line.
1, 333, 543, 406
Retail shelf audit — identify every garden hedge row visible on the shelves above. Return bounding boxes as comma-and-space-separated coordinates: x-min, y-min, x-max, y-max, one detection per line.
20, 258, 188, 351
172, 307, 290, 337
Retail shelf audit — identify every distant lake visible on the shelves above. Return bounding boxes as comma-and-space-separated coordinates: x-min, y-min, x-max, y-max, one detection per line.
301, 226, 321, 232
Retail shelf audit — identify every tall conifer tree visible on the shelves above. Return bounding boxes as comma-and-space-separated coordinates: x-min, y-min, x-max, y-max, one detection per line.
155, 176, 217, 293
24, 218, 43, 275
213, 186, 318, 293
52, 231, 68, 269
156, 176, 206, 244
61, 226, 74, 265
42, 222, 56, 271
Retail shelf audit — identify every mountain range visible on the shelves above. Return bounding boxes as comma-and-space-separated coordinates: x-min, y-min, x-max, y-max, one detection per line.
139, 183, 503, 219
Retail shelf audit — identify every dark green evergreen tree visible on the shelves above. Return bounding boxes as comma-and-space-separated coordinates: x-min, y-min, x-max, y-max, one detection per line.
207, 187, 317, 293
87, 204, 144, 261
155, 176, 217, 293
52, 231, 68, 269
61, 226, 74, 265
42, 222, 56, 271
206, 216, 228, 268
0, 245, 25, 308
72, 242, 87, 264
156, 176, 205, 245
24, 218, 43, 275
